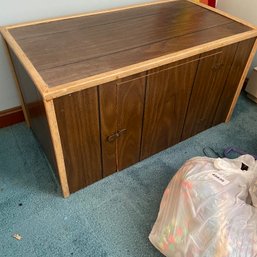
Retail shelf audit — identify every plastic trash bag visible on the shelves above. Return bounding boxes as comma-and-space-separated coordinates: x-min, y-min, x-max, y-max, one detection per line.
149, 155, 257, 257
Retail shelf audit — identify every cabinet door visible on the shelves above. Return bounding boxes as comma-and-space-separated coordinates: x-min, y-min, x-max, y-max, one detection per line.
141, 56, 199, 160
54, 88, 102, 193
181, 44, 238, 140
213, 38, 256, 125
99, 73, 146, 177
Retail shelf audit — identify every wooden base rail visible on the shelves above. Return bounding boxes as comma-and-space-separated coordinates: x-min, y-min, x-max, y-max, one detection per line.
0, 106, 25, 128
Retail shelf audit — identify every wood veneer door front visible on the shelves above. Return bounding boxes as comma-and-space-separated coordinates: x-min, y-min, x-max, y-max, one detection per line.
181, 44, 238, 140
141, 56, 200, 160
54, 88, 102, 193
99, 74, 146, 177
213, 38, 256, 125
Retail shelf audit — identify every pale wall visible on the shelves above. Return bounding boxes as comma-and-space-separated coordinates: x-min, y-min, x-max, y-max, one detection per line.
0, 0, 149, 111
217, 0, 257, 75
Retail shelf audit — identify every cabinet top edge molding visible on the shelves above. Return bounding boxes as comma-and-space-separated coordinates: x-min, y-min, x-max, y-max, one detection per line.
1, 0, 257, 100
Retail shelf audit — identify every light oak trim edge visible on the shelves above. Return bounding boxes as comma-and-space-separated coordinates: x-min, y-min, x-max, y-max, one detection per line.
5, 0, 179, 29
189, 0, 257, 30
44, 99, 70, 198
2, 37, 30, 127
225, 38, 257, 122
44, 30, 257, 100
1, 28, 49, 97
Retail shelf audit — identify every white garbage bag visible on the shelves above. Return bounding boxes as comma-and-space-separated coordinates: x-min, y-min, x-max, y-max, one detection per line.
149, 155, 257, 257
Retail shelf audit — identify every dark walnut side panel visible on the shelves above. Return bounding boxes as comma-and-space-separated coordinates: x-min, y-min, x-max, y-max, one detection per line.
213, 38, 256, 125
141, 56, 199, 160
54, 89, 102, 193
10, 49, 58, 176
181, 43, 238, 140
99, 73, 146, 176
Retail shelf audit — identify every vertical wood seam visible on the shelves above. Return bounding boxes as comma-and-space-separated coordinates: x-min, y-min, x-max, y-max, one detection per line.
139, 74, 148, 161
97, 86, 104, 179
225, 38, 257, 122
180, 56, 201, 140
44, 99, 70, 198
115, 83, 119, 171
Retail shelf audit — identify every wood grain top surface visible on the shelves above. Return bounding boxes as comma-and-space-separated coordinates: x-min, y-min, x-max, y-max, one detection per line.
8, 0, 253, 88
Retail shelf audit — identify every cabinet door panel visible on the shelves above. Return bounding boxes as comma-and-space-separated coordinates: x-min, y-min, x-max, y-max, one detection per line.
213, 38, 256, 125
141, 56, 199, 160
54, 88, 102, 193
181, 44, 238, 140
117, 76, 146, 170
99, 83, 117, 177
99, 73, 146, 176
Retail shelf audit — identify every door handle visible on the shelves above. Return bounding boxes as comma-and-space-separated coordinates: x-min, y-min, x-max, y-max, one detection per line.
117, 129, 127, 135
107, 132, 120, 143
106, 129, 127, 143
212, 63, 224, 71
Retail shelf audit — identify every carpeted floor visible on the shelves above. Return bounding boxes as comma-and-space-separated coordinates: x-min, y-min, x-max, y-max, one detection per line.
0, 93, 257, 257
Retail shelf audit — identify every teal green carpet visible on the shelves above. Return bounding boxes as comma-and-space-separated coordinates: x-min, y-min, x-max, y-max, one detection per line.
1, 93, 257, 257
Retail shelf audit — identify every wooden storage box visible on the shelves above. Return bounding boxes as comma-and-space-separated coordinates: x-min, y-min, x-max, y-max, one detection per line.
1, 0, 257, 197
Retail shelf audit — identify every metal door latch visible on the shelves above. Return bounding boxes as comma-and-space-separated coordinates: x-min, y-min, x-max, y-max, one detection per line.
107, 129, 127, 143
212, 63, 224, 71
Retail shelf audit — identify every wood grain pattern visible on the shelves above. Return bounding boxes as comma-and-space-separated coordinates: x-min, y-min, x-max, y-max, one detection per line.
6, 0, 180, 30
42, 29, 257, 101
141, 56, 199, 160
99, 73, 146, 176
7, 1, 252, 90
116, 74, 146, 170
1, 28, 48, 95
9, 1, 189, 40
39, 22, 250, 89
10, 47, 69, 197
213, 38, 256, 125
10, 51, 58, 175
44, 100, 70, 197
181, 44, 238, 140
54, 88, 102, 193
225, 38, 257, 122
99, 83, 117, 177
11, 4, 216, 71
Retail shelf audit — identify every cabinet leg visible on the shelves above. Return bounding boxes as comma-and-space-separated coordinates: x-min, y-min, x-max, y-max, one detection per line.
44, 99, 70, 198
